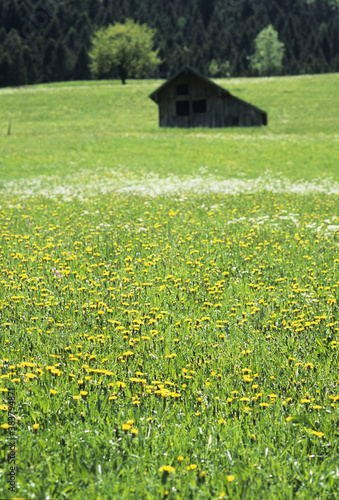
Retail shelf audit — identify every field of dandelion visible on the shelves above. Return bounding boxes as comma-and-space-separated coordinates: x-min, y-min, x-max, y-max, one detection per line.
0, 75, 338, 499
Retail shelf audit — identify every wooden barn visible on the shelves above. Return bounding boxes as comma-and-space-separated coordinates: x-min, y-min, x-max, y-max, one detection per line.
149, 66, 267, 128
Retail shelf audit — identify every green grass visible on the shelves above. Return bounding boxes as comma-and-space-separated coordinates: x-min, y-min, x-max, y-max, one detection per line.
0, 75, 338, 499
0, 74, 339, 182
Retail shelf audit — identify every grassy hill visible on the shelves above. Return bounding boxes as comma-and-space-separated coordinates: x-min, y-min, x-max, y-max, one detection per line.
0, 74, 339, 186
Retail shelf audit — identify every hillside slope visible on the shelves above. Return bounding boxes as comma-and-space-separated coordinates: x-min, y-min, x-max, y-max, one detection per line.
0, 74, 338, 192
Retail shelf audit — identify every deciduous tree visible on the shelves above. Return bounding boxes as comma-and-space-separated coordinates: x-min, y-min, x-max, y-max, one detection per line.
89, 19, 161, 83
249, 24, 285, 76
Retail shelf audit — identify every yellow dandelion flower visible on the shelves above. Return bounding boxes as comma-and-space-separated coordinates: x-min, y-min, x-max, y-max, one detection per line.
159, 465, 175, 473
312, 430, 324, 437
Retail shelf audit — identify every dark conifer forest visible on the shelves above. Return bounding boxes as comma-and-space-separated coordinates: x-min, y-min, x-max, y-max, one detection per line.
0, 0, 338, 87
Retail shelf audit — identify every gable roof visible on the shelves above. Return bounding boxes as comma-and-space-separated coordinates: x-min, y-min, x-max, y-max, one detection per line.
149, 65, 267, 122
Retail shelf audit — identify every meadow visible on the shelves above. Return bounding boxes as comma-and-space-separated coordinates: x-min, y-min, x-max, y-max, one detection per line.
0, 74, 338, 499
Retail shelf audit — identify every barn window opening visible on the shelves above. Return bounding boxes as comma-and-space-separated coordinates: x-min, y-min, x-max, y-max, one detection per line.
176, 83, 189, 96
176, 100, 190, 116
232, 117, 239, 126
193, 99, 206, 113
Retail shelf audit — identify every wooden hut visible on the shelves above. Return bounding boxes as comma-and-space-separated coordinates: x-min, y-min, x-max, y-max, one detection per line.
149, 66, 267, 128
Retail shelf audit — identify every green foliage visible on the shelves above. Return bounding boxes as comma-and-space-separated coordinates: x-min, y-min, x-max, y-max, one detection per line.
208, 59, 219, 77
89, 19, 162, 84
209, 59, 231, 78
220, 61, 231, 78
249, 25, 285, 76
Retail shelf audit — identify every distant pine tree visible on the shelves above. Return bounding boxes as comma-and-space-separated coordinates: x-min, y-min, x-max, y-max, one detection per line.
23, 45, 39, 84
42, 39, 57, 82
66, 27, 79, 51
16, 47, 28, 85
0, 27, 6, 43
0, 41, 27, 87
199, 0, 215, 27
88, 0, 102, 25
0, 52, 11, 87
74, 45, 91, 80
55, 42, 68, 81
4, 0, 20, 31
45, 19, 62, 42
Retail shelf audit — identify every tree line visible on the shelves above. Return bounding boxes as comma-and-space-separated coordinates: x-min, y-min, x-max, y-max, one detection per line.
0, 0, 338, 87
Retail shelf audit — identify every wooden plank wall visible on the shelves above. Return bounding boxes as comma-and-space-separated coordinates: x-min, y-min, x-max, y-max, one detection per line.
158, 74, 264, 128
